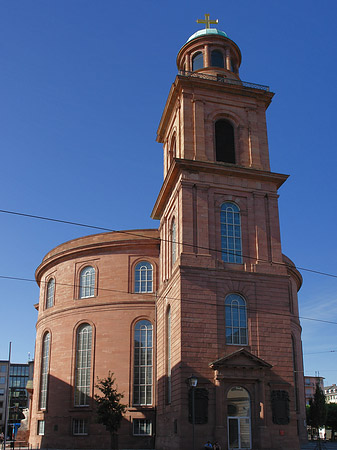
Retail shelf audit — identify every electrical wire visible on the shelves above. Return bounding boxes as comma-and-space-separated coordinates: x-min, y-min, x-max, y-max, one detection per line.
1, 274, 337, 327
1, 208, 337, 280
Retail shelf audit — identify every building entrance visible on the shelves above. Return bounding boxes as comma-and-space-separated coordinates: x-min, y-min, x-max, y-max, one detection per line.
227, 387, 251, 449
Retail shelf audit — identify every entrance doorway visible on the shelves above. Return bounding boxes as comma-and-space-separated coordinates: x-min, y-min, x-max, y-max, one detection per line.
227, 386, 251, 449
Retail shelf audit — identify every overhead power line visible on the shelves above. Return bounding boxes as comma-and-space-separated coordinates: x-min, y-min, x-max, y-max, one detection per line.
0, 208, 337, 281
1, 274, 337, 327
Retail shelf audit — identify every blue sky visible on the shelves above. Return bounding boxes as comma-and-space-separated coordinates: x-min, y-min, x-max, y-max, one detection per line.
0, 0, 336, 385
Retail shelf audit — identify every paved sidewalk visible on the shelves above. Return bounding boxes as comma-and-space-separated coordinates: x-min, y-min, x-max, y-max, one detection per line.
301, 442, 337, 450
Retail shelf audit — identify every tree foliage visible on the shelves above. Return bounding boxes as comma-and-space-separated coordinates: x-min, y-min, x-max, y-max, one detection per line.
326, 403, 337, 440
308, 383, 327, 430
94, 372, 127, 449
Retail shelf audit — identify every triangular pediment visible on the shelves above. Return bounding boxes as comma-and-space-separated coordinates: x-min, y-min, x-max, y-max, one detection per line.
209, 348, 273, 370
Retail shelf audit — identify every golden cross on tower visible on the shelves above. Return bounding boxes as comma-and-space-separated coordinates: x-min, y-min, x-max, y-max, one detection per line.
196, 13, 219, 29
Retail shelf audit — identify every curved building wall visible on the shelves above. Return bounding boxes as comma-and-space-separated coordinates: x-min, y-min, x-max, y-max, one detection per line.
29, 230, 159, 449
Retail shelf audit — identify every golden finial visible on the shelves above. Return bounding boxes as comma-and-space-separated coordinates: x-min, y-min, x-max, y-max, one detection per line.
196, 14, 219, 29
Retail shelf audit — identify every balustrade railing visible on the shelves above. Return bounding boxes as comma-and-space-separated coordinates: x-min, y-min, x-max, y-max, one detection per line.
178, 70, 270, 92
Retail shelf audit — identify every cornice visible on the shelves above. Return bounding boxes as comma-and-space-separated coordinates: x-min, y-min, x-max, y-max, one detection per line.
151, 158, 288, 220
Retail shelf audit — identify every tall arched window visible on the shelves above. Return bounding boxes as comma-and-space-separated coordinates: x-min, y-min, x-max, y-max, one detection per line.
74, 324, 92, 406
133, 320, 153, 405
46, 278, 55, 309
211, 50, 224, 68
171, 219, 177, 268
135, 261, 153, 293
215, 119, 235, 163
192, 52, 203, 71
39, 332, 50, 410
220, 202, 242, 264
79, 266, 95, 299
292, 335, 299, 412
227, 386, 251, 449
166, 306, 171, 404
225, 294, 247, 345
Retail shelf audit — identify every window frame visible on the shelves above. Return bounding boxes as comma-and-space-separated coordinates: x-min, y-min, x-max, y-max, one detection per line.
225, 294, 248, 346
37, 420, 45, 436
133, 320, 153, 406
79, 266, 96, 299
133, 419, 152, 436
171, 218, 177, 269
134, 261, 154, 294
220, 202, 243, 264
166, 306, 171, 404
215, 119, 236, 164
72, 418, 88, 435
192, 51, 203, 71
74, 323, 92, 407
45, 278, 55, 309
211, 49, 224, 68
39, 331, 50, 410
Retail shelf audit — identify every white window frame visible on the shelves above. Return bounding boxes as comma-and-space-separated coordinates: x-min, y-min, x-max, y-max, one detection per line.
133, 419, 152, 436
72, 418, 88, 435
79, 266, 95, 299
133, 320, 153, 406
74, 324, 92, 407
37, 420, 45, 436
46, 278, 55, 309
135, 261, 153, 293
39, 332, 50, 410
220, 202, 243, 264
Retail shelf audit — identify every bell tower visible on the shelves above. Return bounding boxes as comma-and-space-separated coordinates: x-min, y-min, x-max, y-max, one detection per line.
152, 16, 306, 450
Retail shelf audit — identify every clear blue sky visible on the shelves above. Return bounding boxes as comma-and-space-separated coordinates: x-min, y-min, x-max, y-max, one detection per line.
0, 0, 336, 385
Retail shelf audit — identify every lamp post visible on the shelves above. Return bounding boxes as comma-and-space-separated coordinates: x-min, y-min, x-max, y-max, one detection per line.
188, 375, 198, 450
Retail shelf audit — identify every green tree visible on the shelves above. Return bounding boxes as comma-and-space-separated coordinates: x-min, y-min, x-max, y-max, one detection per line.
94, 372, 127, 450
309, 383, 327, 430
326, 403, 337, 441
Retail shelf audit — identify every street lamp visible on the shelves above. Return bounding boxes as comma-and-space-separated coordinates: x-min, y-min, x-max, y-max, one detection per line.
188, 375, 198, 450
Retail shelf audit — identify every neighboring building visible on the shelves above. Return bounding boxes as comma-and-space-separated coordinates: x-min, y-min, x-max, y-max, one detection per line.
0, 360, 9, 433
304, 376, 324, 405
324, 384, 337, 404
0, 361, 32, 437
28, 18, 306, 450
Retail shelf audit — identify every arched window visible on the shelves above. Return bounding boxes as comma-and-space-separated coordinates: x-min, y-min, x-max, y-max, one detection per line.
79, 266, 95, 299
215, 119, 235, 164
220, 202, 242, 264
171, 219, 177, 267
166, 306, 171, 404
211, 50, 224, 68
74, 324, 92, 406
135, 261, 153, 293
133, 320, 153, 405
39, 332, 50, 410
227, 386, 251, 449
192, 52, 203, 71
46, 278, 55, 309
292, 335, 299, 412
225, 294, 247, 345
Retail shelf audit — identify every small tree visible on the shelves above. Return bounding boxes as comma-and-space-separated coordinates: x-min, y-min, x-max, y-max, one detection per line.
94, 372, 127, 450
308, 383, 327, 444
326, 403, 337, 441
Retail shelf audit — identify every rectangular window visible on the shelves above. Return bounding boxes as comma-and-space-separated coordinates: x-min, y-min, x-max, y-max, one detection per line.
37, 420, 45, 435
0, 366, 6, 373
0, 377, 5, 384
0, 389, 4, 395
73, 418, 88, 435
0, 401, 3, 408
133, 419, 152, 436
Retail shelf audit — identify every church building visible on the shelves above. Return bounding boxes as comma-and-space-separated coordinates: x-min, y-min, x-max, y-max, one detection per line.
28, 17, 307, 450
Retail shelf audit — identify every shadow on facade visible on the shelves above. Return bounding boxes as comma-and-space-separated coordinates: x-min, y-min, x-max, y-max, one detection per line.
156, 353, 302, 450
33, 375, 155, 450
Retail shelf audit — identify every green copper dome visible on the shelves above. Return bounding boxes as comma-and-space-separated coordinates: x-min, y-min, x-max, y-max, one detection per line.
186, 28, 228, 43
